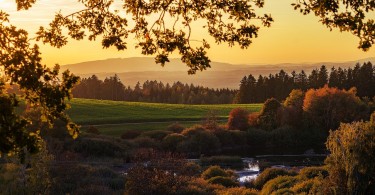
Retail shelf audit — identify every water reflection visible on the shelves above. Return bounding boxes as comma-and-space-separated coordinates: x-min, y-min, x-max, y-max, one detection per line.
236, 158, 260, 183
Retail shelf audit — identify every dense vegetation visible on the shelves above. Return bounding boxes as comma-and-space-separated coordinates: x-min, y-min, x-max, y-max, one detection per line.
1, 0, 375, 194
72, 75, 236, 104
1, 85, 374, 194
235, 62, 375, 103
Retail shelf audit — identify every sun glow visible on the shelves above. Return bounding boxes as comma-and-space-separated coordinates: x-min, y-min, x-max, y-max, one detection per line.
0, 0, 13, 9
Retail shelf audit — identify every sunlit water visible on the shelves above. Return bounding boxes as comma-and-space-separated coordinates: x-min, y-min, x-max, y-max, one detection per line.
236, 159, 260, 183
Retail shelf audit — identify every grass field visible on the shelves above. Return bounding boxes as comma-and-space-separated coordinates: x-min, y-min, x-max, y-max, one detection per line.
67, 98, 262, 136
68, 98, 262, 125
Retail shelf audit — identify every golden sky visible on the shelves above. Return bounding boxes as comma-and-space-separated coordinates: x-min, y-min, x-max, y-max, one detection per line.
0, 0, 374, 67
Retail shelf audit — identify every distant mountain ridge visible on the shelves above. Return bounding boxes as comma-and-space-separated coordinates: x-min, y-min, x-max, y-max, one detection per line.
61, 57, 375, 89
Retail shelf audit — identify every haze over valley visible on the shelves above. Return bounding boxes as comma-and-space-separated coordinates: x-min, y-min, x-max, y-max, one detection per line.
62, 57, 375, 89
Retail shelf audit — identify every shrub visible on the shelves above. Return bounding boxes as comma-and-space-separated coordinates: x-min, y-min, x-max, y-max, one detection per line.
203, 110, 220, 130
132, 137, 161, 149
248, 112, 259, 127
141, 130, 172, 141
73, 185, 112, 195
180, 162, 202, 177
202, 166, 229, 180
298, 166, 328, 179
291, 177, 324, 194
179, 126, 220, 155
207, 176, 239, 187
246, 128, 269, 151
253, 168, 295, 189
86, 126, 100, 135
166, 122, 185, 133
121, 130, 141, 139
162, 133, 186, 152
260, 176, 298, 195
216, 187, 258, 195
181, 125, 206, 136
70, 137, 127, 158
178, 178, 222, 195
227, 108, 249, 131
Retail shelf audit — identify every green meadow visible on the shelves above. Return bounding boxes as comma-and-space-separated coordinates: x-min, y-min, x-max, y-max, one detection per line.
67, 98, 262, 136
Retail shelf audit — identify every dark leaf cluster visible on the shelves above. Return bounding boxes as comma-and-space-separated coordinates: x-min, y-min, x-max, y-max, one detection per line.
293, 0, 375, 50
35, 0, 273, 74
0, 12, 79, 156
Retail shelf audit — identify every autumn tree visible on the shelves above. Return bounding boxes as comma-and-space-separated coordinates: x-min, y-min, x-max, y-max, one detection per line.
303, 85, 365, 131
227, 108, 250, 131
281, 89, 305, 127
325, 119, 375, 194
257, 98, 281, 131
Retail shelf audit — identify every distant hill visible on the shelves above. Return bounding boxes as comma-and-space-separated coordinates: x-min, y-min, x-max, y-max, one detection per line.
61, 57, 375, 89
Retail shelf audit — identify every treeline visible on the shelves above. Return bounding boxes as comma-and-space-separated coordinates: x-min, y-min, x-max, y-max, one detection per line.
72, 75, 236, 104
235, 62, 375, 103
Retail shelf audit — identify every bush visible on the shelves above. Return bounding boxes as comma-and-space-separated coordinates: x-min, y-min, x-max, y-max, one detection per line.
179, 126, 221, 155
214, 130, 247, 148
162, 133, 186, 152
178, 178, 222, 195
180, 162, 202, 177
202, 166, 229, 180
298, 166, 328, 179
73, 185, 113, 195
260, 176, 298, 195
207, 176, 239, 187
227, 108, 249, 131
248, 112, 259, 127
141, 130, 172, 141
70, 137, 127, 158
216, 187, 258, 195
121, 130, 141, 139
246, 128, 269, 151
50, 164, 125, 194
132, 137, 161, 149
253, 168, 295, 189
181, 125, 206, 136
166, 122, 185, 133
291, 177, 324, 194
86, 126, 100, 135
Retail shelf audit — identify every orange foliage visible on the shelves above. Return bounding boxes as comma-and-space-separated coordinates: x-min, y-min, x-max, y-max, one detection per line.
227, 108, 249, 131
303, 85, 364, 130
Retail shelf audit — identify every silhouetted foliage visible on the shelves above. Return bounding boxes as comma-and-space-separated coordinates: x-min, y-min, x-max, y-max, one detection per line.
73, 76, 236, 104
293, 0, 375, 50
235, 63, 375, 103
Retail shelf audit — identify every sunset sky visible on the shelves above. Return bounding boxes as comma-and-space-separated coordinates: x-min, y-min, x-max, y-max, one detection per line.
0, 0, 374, 67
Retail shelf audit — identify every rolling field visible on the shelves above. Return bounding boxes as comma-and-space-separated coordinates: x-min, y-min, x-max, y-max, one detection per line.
67, 98, 262, 136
